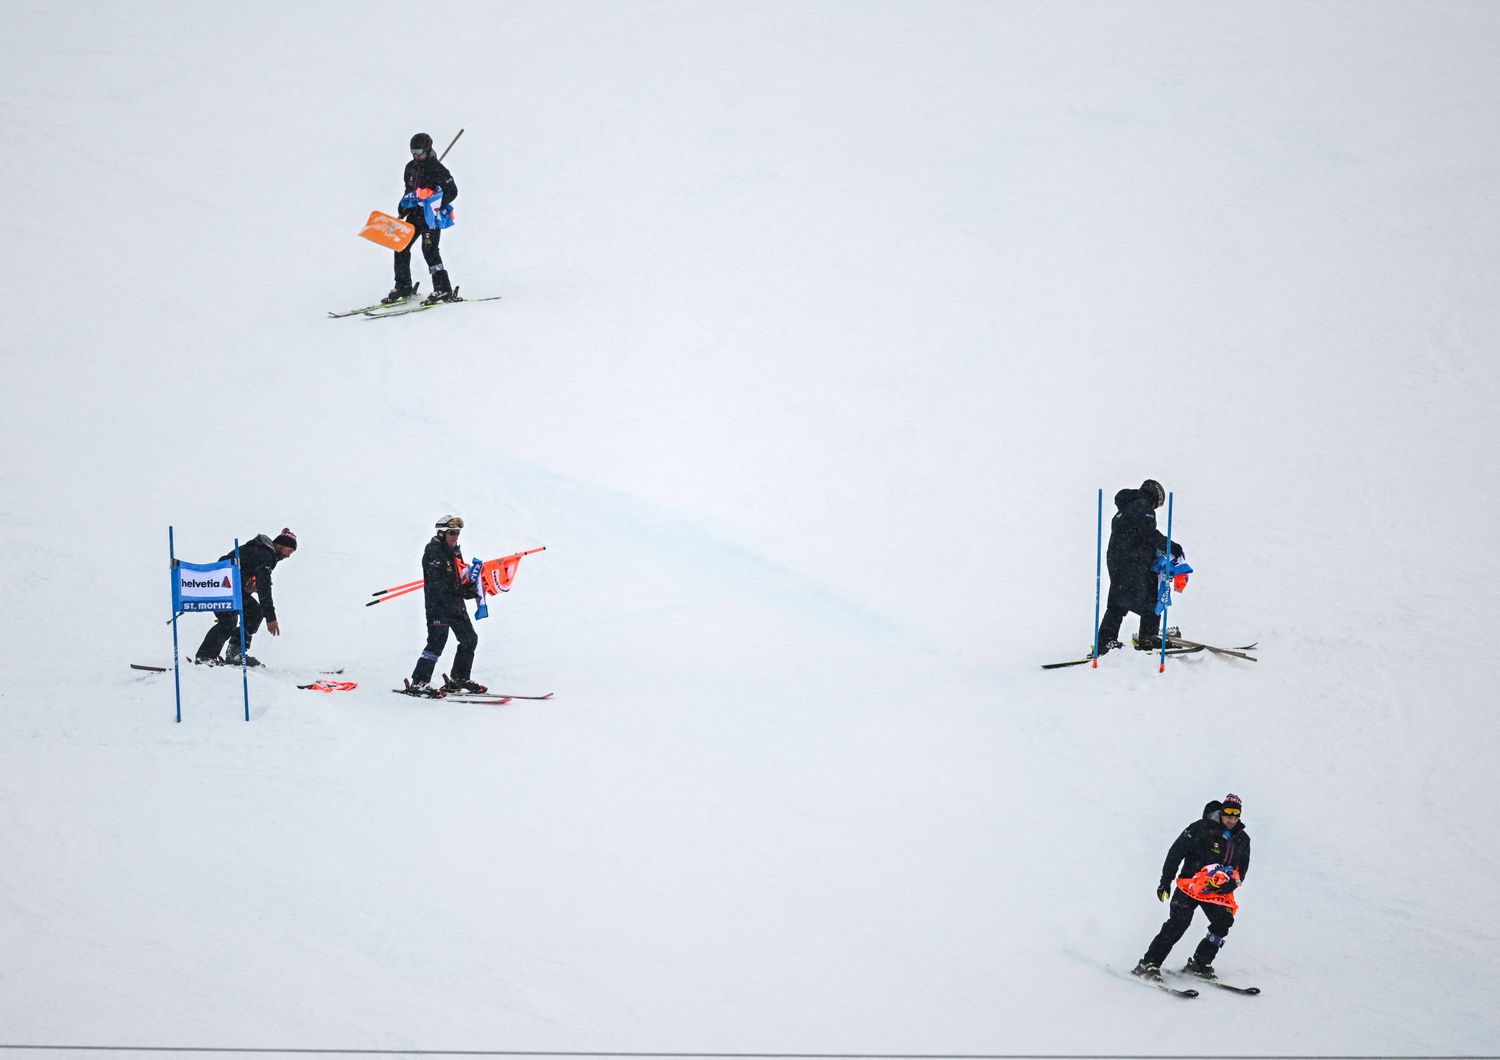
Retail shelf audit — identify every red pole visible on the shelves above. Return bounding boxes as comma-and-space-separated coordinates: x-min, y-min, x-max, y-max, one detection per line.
365, 582, 424, 607
371, 578, 424, 598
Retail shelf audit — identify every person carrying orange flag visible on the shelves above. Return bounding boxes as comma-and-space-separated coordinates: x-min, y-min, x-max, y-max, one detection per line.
401, 516, 485, 697
1132, 794, 1252, 984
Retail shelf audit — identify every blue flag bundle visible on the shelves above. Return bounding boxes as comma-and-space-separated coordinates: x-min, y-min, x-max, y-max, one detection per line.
1153, 551, 1194, 616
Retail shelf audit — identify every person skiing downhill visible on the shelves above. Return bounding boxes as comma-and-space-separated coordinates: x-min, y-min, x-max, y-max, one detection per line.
1095, 478, 1185, 655
405, 516, 487, 696
194, 529, 298, 666
383, 132, 458, 307
1132, 794, 1252, 982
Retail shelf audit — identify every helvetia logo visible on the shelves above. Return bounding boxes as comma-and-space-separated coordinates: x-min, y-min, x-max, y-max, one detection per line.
181, 576, 230, 589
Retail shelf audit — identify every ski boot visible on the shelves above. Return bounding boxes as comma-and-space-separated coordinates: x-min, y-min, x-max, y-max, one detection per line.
1182, 956, 1217, 980
381, 284, 415, 306
1131, 960, 1164, 982
1133, 626, 1182, 651
422, 283, 460, 305
402, 679, 445, 698
442, 675, 488, 695
1090, 639, 1124, 659
223, 650, 262, 667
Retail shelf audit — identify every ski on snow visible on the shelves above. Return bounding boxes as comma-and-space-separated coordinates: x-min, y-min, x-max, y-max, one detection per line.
1166, 636, 1259, 661
1042, 646, 1203, 670
1168, 971, 1261, 995
329, 284, 421, 318
391, 689, 550, 704
363, 289, 501, 319
392, 678, 512, 705
441, 674, 553, 700
391, 686, 511, 706
1110, 967, 1198, 998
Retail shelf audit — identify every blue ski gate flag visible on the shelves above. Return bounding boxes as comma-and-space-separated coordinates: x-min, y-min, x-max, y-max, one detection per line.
167, 527, 251, 723
172, 559, 243, 614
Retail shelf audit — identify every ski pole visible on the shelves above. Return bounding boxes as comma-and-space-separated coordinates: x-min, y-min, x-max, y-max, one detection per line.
170, 527, 183, 724
371, 577, 424, 599
438, 128, 464, 163
1092, 487, 1102, 669
366, 582, 424, 607
235, 538, 250, 722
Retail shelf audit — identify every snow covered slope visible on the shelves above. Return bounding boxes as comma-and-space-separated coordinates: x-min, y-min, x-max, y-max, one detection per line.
3, 2, 1498, 1055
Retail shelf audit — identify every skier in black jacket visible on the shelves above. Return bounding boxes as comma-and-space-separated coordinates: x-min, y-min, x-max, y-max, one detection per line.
1095, 478, 1184, 655
194, 529, 298, 665
1133, 794, 1252, 981
407, 516, 487, 695
385, 132, 459, 306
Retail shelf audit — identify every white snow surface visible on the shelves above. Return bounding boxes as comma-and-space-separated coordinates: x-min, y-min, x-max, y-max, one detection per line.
3, 2, 1499, 1056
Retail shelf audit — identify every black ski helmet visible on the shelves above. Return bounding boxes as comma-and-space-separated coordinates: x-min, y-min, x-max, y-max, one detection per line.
1140, 479, 1165, 509
410, 132, 434, 153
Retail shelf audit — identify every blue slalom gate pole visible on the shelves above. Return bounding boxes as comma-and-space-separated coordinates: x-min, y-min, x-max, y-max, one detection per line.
1159, 493, 1174, 674
170, 526, 183, 724
235, 539, 250, 722
1092, 488, 1103, 669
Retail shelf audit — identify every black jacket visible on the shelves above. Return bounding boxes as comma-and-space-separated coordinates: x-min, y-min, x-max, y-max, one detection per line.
421, 534, 475, 619
1159, 806, 1251, 890
401, 156, 457, 225
1106, 488, 1184, 613
218, 534, 283, 621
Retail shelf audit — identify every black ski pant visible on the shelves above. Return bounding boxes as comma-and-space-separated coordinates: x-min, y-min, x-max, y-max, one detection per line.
1142, 889, 1236, 968
1097, 603, 1159, 647
1097, 575, 1160, 647
195, 596, 265, 661
412, 608, 478, 685
394, 220, 452, 295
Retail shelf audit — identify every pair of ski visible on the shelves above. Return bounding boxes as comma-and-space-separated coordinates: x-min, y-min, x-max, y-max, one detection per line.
328, 285, 501, 320
1042, 645, 1203, 670
1043, 637, 1258, 670
1133, 967, 1261, 998
393, 677, 555, 707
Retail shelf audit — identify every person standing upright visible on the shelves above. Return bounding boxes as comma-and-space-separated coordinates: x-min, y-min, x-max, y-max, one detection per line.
404, 516, 487, 696
383, 132, 459, 306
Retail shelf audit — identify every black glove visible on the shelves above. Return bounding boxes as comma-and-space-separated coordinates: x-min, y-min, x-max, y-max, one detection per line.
1157, 883, 1172, 903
